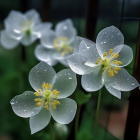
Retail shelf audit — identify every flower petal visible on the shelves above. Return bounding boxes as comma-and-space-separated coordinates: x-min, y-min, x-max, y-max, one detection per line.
29, 62, 56, 92
55, 19, 77, 44
50, 98, 77, 124
111, 45, 133, 67
103, 68, 139, 91
30, 108, 51, 134
81, 67, 103, 92
35, 45, 57, 66
21, 34, 38, 46
96, 26, 124, 57
1, 30, 19, 49
67, 53, 89, 75
25, 9, 41, 25
58, 59, 69, 67
52, 69, 77, 99
40, 30, 57, 49
10, 91, 39, 118
33, 22, 52, 38
105, 85, 121, 99
4, 10, 26, 30
79, 40, 99, 59
73, 36, 95, 53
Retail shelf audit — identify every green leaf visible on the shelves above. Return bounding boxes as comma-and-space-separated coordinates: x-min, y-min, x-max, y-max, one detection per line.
75, 90, 91, 105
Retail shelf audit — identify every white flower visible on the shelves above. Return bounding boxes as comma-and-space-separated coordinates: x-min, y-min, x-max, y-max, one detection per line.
10, 62, 77, 134
35, 19, 77, 66
1, 9, 52, 49
67, 26, 140, 99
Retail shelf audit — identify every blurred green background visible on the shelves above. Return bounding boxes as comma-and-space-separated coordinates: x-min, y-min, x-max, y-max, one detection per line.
0, 0, 140, 140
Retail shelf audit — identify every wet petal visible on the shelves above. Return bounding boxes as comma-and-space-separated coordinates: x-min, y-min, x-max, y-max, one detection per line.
40, 30, 57, 49
25, 9, 41, 25
73, 36, 95, 53
58, 59, 69, 67
35, 45, 57, 66
103, 68, 139, 91
33, 22, 52, 38
55, 19, 77, 44
30, 108, 51, 134
52, 69, 77, 99
81, 67, 103, 92
50, 98, 77, 124
1, 30, 19, 49
111, 45, 133, 67
4, 10, 26, 30
67, 53, 89, 75
105, 85, 121, 99
96, 26, 124, 57
79, 40, 99, 58
29, 62, 56, 92
10, 91, 40, 118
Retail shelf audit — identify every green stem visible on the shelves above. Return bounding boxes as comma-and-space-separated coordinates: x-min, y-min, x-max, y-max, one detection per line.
50, 122, 55, 140
75, 105, 81, 140
95, 89, 102, 123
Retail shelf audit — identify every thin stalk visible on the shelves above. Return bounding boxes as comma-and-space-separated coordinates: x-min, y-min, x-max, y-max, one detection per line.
75, 105, 81, 140
50, 122, 55, 140
95, 89, 102, 123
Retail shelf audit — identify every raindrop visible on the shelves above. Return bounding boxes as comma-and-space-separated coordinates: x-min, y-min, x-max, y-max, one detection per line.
24, 110, 26, 112
11, 102, 15, 105
132, 82, 135, 86
69, 77, 72, 79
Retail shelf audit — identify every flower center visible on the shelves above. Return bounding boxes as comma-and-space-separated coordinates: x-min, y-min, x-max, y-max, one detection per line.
21, 20, 32, 35
53, 37, 73, 56
34, 83, 60, 110
95, 49, 122, 77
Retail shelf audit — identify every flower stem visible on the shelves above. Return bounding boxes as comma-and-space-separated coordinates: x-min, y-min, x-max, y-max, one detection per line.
50, 122, 55, 140
75, 105, 81, 140
95, 89, 102, 123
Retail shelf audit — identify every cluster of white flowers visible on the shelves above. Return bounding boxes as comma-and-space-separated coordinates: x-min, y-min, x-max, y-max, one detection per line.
1, 9, 139, 134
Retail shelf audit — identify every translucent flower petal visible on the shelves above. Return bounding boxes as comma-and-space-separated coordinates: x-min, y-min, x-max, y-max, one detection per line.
30, 108, 51, 134
103, 68, 139, 91
21, 34, 38, 46
25, 9, 41, 25
73, 36, 95, 53
52, 69, 77, 99
96, 26, 124, 57
40, 30, 57, 49
33, 22, 52, 38
81, 67, 103, 92
50, 98, 77, 124
58, 59, 69, 67
79, 40, 99, 59
1, 30, 19, 49
111, 45, 133, 67
10, 91, 39, 118
35, 45, 57, 66
55, 19, 77, 44
67, 53, 89, 75
29, 62, 56, 92
105, 85, 121, 99
4, 10, 26, 30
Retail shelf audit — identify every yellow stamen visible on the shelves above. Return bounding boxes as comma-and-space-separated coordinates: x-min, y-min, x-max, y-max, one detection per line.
109, 49, 113, 54
35, 83, 61, 110
34, 92, 40, 96
115, 54, 119, 58
103, 52, 107, 57
36, 102, 42, 106
38, 89, 42, 93
116, 61, 122, 65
